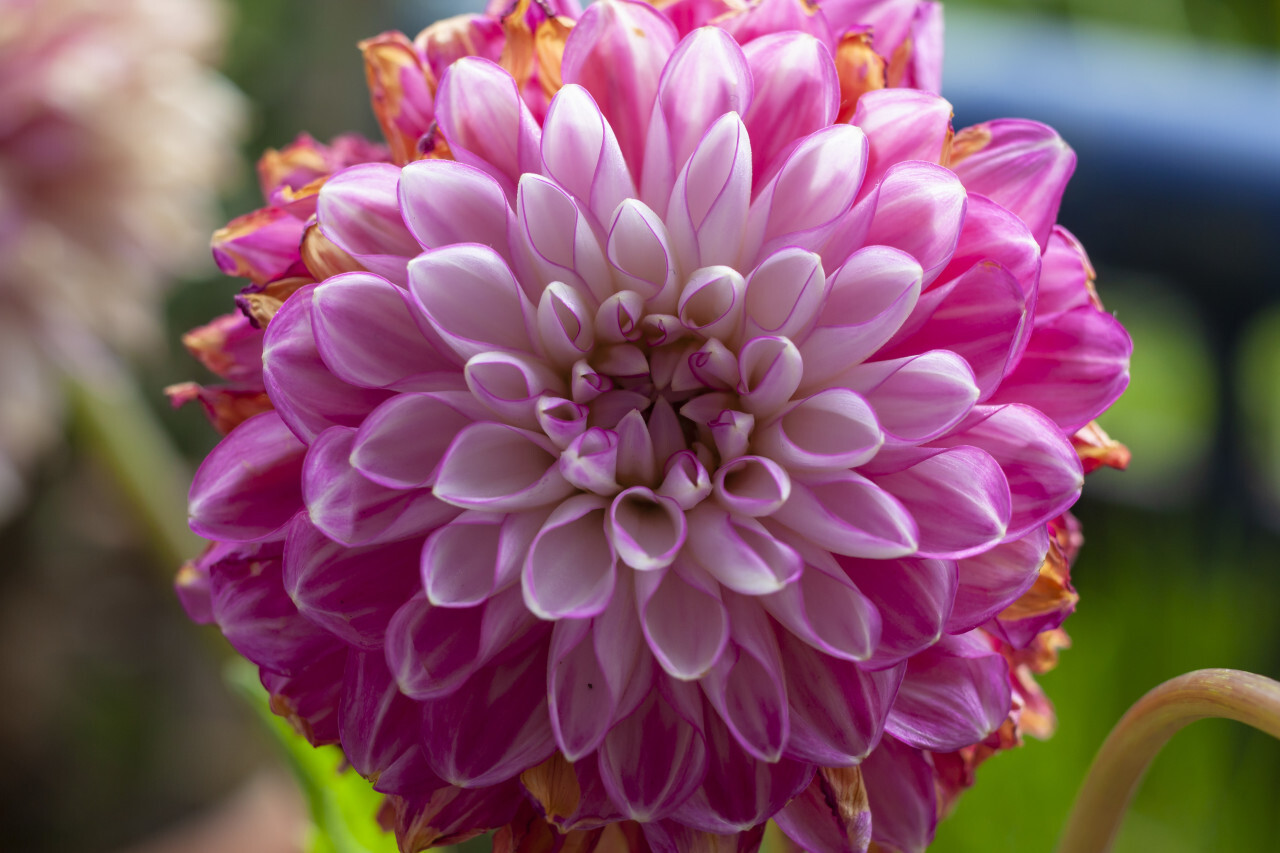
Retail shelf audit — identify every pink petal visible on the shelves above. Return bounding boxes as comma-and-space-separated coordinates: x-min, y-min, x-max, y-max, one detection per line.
433, 422, 573, 511
950, 119, 1076, 252
937, 193, 1041, 308
642, 27, 753, 213
760, 560, 881, 662
407, 243, 538, 359
868, 445, 1011, 559
666, 112, 753, 272
744, 124, 868, 265
884, 631, 1011, 751
755, 388, 883, 471
773, 471, 917, 559
948, 525, 1048, 634
523, 494, 617, 619
839, 351, 978, 444
262, 285, 392, 443
548, 617, 616, 760
700, 594, 789, 762
798, 246, 922, 390
607, 199, 681, 311
636, 563, 730, 680
350, 391, 483, 490
598, 680, 708, 821
435, 57, 542, 200
853, 88, 954, 192
420, 644, 557, 787
189, 411, 305, 542
610, 487, 688, 571
713, 456, 791, 517
615, 409, 658, 486
399, 159, 514, 263
714, 0, 836, 47
741, 32, 839, 187
535, 396, 590, 449
317, 163, 419, 283
658, 451, 713, 510
464, 351, 566, 430
595, 290, 647, 345
934, 404, 1083, 538
737, 336, 804, 418
303, 426, 458, 546
861, 160, 966, 286
742, 249, 829, 342
542, 83, 638, 226
862, 735, 936, 853
684, 504, 802, 595
283, 515, 421, 649
593, 572, 655, 722
559, 427, 622, 495
537, 282, 596, 370
512, 173, 614, 304
421, 512, 505, 608
561, 0, 678, 180
311, 272, 452, 389
779, 628, 903, 765
837, 554, 956, 666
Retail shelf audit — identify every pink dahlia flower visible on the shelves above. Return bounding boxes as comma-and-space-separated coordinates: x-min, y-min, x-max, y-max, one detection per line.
179, 2, 1132, 851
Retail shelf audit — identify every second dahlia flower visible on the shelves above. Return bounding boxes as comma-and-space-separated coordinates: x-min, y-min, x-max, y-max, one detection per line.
179, 1, 1132, 851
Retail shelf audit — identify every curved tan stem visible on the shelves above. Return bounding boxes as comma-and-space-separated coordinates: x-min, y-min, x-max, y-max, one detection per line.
1057, 668, 1280, 853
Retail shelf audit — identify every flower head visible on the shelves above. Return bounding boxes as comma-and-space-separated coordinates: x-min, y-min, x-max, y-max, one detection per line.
179, 2, 1131, 850
0, 0, 243, 516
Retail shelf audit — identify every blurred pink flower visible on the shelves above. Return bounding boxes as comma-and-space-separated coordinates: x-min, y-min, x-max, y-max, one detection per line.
0, 0, 243, 516
178, 1, 1131, 851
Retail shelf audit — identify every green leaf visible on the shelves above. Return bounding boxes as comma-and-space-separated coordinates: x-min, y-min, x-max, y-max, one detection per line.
225, 659, 400, 853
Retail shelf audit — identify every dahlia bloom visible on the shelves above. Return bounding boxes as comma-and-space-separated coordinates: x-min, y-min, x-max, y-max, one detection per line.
0, 0, 243, 518
178, 1, 1132, 851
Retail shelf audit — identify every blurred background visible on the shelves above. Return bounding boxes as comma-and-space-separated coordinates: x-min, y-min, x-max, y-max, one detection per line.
0, 0, 1276, 851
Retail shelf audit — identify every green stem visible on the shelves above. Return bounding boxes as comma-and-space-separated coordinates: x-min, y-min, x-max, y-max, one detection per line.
63, 356, 203, 572
1057, 668, 1280, 853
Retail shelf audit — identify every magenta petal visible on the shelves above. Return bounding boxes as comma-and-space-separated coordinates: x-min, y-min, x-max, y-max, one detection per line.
303, 426, 457, 546
773, 471, 917, 559
189, 411, 306, 542
760, 559, 881, 662
838, 554, 957, 668
637, 563, 730, 680
642, 27, 753, 213
951, 119, 1076, 252
700, 594, 789, 762
676, 711, 812, 833
861, 161, 966, 287
561, 0, 678, 180
684, 504, 801, 595
407, 243, 539, 360
598, 679, 708, 821
385, 594, 483, 700
862, 735, 937, 853
542, 84, 638, 227
840, 351, 978, 444
779, 628, 903, 766
524, 494, 617, 619
258, 650, 346, 745
666, 112, 753, 273
317, 163, 419, 282
745, 123, 868, 266
548, 617, 616, 761
435, 57, 542, 200
312, 272, 452, 389
420, 643, 557, 787
340, 650, 434, 780
283, 515, 421, 649
593, 571, 654, 722
399, 158, 514, 263
262, 285, 391, 443
799, 245, 923, 389
773, 769, 872, 853
869, 445, 1011, 559
934, 404, 1083, 538
937, 193, 1041, 308
853, 88, 954, 192
885, 631, 1011, 752
350, 392, 482, 490
948, 525, 1048, 634
741, 32, 839, 188
433, 422, 573, 512
991, 304, 1133, 432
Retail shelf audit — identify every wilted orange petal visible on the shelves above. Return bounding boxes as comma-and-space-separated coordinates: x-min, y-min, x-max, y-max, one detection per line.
835, 31, 886, 123
301, 222, 364, 282
1073, 420, 1131, 473
361, 31, 437, 165
520, 752, 583, 825
239, 276, 312, 329
535, 16, 573, 99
